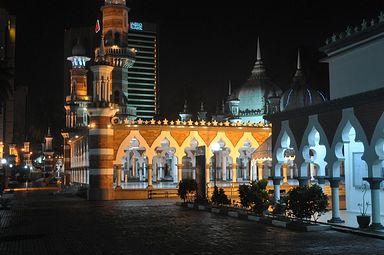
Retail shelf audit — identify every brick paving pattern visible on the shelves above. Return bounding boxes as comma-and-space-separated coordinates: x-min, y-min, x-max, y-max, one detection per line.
0, 191, 383, 254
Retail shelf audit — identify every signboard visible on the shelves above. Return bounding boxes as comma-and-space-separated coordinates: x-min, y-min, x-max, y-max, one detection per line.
129, 22, 143, 31
195, 146, 206, 201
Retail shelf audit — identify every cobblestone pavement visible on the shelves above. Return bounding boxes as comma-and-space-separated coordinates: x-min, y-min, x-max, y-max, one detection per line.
1, 191, 384, 255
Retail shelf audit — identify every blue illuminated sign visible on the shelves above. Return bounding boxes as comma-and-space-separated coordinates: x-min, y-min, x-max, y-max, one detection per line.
130, 22, 143, 31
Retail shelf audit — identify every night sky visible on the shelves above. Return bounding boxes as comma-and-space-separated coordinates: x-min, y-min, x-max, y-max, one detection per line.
1, 0, 384, 149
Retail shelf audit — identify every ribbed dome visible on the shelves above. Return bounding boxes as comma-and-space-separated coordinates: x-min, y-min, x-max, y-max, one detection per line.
71, 40, 86, 56
280, 50, 326, 111
280, 87, 326, 111
233, 38, 282, 114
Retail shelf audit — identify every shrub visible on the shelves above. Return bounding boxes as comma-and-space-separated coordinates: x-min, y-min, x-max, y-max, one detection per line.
177, 179, 197, 202
286, 184, 328, 222
238, 179, 270, 214
211, 186, 231, 205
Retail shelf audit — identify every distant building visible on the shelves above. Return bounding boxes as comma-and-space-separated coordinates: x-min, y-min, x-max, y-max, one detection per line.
127, 21, 159, 119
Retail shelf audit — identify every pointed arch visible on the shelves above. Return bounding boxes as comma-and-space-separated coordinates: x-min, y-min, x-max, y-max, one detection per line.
330, 108, 369, 177
369, 112, 384, 177
114, 130, 150, 164
272, 120, 299, 177
299, 115, 330, 178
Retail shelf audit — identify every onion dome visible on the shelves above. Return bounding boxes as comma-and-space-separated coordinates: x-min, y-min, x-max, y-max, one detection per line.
71, 39, 86, 56
280, 50, 326, 111
232, 37, 282, 116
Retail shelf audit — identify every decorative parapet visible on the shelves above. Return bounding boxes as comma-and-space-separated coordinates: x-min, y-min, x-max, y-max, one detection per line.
324, 11, 384, 46
110, 118, 272, 128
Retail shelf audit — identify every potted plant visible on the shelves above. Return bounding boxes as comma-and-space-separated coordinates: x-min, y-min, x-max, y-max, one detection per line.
357, 182, 371, 228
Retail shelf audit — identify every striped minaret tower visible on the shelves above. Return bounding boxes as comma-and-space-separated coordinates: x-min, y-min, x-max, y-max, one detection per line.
88, 35, 117, 200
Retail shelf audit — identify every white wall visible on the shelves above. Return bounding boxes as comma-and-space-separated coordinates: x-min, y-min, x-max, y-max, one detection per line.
328, 37, 384, 100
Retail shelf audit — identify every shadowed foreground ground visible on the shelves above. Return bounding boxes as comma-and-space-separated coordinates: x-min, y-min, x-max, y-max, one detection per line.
0, 191, 383, 255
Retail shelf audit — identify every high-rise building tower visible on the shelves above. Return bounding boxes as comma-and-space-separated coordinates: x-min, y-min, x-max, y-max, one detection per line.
127, 21, 158, 119
0, 9, 16, 156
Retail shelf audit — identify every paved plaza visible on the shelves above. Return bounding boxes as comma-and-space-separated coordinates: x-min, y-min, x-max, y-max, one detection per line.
0, 191, 384, 255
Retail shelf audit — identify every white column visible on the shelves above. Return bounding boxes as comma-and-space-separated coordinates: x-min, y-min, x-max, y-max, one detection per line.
327, 178, 344, 223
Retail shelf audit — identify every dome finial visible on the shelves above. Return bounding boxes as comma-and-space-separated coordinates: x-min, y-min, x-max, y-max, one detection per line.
97, 35, 105, 62
257, 36, 261, 61
228, 80, 232, 96
183, 99, 188, 113
297, 48, 301, 70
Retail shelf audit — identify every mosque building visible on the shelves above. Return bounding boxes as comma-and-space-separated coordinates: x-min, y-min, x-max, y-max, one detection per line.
266, 12, 384, 229
60, 0, 384, 232
62, 0, 281, 201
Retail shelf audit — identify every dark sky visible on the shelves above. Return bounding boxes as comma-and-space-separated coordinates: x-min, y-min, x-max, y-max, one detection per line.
1, 0, 384, 146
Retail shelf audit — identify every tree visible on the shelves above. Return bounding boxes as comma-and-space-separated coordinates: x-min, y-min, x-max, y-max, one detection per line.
177, 179, 197, 202
238, 179, 270, 214
211, 186, 231, 205
286, 184, 328, 222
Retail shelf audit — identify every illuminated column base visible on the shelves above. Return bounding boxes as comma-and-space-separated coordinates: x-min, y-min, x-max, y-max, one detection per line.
88, 174, 114, 200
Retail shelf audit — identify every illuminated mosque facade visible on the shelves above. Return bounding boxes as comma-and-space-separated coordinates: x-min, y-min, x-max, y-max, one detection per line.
61, 0, 384, 228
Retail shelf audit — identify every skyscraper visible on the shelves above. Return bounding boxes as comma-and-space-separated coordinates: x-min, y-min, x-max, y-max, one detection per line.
127, 21, 158, 119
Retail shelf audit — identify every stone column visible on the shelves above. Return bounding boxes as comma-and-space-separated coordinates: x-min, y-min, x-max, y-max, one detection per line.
297, 176, 309, 187
258, 161, 263, 180
232, 163, 237, 183
327, 178, 344, 223
147, 164, 153, 188
177, 164, 182, 183
63, 142, 71, 185
272, 177, 282, 203
364, 177, 384, 229
115, 164, 122, 190
87, 107, 117, 201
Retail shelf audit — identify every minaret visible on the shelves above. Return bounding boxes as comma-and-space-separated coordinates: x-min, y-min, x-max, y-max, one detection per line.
179, 100, 193, 121
65, 39, 91, 129
197, 102, 207, 121
44, 128, 54, 174
97, 0, 136, 120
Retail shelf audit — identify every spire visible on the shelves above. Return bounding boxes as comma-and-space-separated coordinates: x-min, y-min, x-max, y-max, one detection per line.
97, 35, 105, 63
47, 127, 51, 137
200, 102, 205, 112
183, 100, 188, 113
228, 80, 232, 96
257, 36, 261, 61
251, 36, 266, 77
297, 48, 301, 70
292, 48, 307, 89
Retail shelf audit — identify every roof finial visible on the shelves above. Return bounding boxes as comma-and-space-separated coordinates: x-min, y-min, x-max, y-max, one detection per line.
183, 99, 188, 113
228, 80, 232, 96
98, 35, 105, 62
257, 36, 261, 61
200, 102, 204, 111
297, 48, 301, 70
47, 127, 51, 137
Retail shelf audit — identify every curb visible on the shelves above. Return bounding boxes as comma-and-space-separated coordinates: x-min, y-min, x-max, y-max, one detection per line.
176, 202, 330, 232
